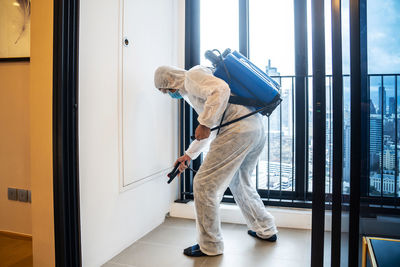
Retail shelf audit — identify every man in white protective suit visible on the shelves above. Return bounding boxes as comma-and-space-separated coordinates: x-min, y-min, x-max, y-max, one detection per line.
154, 65, 278, 257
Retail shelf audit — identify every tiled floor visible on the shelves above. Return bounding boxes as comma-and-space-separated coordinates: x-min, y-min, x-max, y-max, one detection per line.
104, 217, 347, 267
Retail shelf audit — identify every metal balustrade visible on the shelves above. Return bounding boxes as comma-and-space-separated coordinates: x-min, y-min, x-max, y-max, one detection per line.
178, 74, 400, 211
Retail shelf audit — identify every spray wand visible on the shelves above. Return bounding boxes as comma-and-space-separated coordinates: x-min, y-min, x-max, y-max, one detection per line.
167, 161, 197, 184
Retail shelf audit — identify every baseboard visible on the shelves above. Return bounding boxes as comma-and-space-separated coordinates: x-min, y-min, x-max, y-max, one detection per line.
0, 230, 32, 240
170, 201, 349, 232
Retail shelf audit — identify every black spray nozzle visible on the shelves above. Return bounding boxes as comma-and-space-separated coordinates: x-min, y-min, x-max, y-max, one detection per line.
167, 162, 181, 184
167, 161, 197, 184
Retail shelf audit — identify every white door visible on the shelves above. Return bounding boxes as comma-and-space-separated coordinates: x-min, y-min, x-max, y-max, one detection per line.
121, 0, 178, 187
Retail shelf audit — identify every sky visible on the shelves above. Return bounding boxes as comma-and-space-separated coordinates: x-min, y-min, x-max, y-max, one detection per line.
200, 0, 400, 76
367, 0, 400, 74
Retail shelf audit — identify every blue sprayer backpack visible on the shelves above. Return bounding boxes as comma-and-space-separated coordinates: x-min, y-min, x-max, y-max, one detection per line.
187, 49, 283, 141
205, 48, 282, 117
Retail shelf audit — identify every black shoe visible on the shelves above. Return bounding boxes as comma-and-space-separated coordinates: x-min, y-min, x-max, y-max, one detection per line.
183, 244, 208, 257
247, 230, 277, 242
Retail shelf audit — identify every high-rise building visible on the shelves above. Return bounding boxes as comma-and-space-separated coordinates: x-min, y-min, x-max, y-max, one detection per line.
370, 114, 382, 170
326, 111, 332, 180
380, 149, 395, 170
280, 86, 293, 137
265, 59, 280, 77
389, 97, 396, 115
370, 114, 382, 155
343, 124, 351, 182
379, 86, 386, 114
370, 99, 377, 114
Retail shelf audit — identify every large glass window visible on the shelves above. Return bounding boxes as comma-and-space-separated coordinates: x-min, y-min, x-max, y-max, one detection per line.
200, 0, 238, 66
367, 0, 400, 197
249, 0, 295, 193
249, 0, 294, 76
192, 0, 400, 205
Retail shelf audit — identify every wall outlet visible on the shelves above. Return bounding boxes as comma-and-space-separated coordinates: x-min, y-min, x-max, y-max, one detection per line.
17, 189, 28, 202
8, 188, 17, 201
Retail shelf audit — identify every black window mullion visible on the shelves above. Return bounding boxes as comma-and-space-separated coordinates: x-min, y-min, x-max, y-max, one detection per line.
395, 75, 398, 201
366, 76, 371, 197
292, 76, 295, 193
179, 99, 185, 201
182, 103, 193, 195
306, 77, 310, 195
188, 106, 194, 193
331, 0, 344, 265
311, 0, 327, 266
348, 0, 366, 265
381, 75, 384, 198
184, 0, 200, 195
279, 77, 283, 198
360, 0, 370, 199
294, 0, 308, 201
268, 117, 271, 199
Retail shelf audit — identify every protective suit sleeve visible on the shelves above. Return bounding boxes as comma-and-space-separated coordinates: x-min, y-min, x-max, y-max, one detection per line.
197, 81, 230, 128
186, 69, 230, 128
185, 130, 217, 160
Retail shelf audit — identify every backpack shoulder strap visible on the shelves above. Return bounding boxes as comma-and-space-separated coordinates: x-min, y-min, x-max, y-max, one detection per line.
228, 95, 265, 107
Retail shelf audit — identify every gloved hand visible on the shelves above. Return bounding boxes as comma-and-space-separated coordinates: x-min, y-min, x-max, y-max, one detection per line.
195, 124, 211, 141
174, 154, 192, 176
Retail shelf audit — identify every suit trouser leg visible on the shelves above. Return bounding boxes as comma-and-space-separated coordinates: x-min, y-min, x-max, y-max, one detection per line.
229, 131, 277, 238
193, 129, 259, 255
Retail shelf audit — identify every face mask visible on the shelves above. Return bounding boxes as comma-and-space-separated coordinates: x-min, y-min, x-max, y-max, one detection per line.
168, 90, 183, 99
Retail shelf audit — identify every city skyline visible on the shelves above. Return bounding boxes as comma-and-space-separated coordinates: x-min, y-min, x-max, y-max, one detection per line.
199, 0, 400, 197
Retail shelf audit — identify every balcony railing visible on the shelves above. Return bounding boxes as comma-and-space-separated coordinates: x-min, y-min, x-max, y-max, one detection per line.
179, 74, 400, 210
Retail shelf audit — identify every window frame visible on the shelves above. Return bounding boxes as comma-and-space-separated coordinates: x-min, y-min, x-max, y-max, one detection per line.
180, 0, 400, 212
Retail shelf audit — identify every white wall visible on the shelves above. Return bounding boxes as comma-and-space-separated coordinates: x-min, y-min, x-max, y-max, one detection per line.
78, 0, 185, 266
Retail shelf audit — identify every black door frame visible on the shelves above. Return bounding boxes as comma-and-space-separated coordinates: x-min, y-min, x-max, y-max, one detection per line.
53, 0, 81, 266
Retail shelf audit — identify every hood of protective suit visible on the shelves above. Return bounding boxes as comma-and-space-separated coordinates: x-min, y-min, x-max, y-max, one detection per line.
154, 66, 186, 91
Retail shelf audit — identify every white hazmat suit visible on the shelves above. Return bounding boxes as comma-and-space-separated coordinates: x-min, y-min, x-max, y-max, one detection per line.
154, 65, 278, 255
